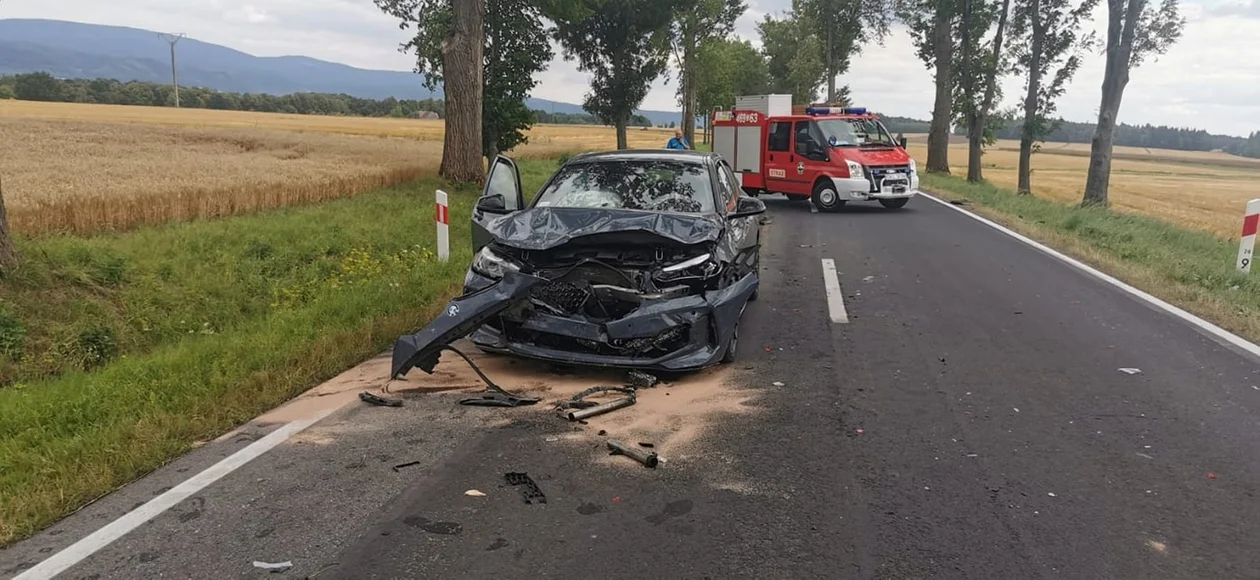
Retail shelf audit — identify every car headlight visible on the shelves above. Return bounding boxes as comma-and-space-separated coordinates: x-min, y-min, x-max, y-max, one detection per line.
908, 158, 917, 174
846, 160, 864, 179
655, 252, 719, 281
471, 246, 520, 279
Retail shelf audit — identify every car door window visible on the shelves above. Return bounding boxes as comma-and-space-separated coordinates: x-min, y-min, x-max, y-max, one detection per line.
794, 121, 819, 157
768, 122, 791, 152
486, 157, 522, 211
715, 161, 736, 211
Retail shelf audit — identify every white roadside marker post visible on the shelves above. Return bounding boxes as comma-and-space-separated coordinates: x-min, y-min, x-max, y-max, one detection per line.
1237, 199, 1260, 273
436, 189, 450, 262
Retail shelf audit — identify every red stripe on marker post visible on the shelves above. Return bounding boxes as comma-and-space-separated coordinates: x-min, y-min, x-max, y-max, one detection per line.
436, 189, 450, 262
1243, 214, 1259, 238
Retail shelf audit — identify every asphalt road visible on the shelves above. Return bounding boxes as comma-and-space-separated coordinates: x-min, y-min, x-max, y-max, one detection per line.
4, 193, 1260, 579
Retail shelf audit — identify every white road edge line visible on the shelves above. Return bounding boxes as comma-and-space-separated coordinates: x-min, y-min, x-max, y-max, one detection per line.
919, 191, 1260, 360
821, 258, 849, 324
14, 408, 338, 580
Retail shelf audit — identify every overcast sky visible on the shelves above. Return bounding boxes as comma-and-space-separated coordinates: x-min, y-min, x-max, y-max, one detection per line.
3, 0, 1256, 137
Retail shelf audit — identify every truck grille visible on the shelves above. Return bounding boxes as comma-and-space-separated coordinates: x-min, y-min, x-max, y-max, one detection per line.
866, 165, 911, 193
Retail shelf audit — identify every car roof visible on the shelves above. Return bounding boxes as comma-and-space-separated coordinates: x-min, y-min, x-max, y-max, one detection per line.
563, 149, 719, 165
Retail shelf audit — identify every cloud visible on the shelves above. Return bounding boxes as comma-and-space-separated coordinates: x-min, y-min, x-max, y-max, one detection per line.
1, 0, 1257, 136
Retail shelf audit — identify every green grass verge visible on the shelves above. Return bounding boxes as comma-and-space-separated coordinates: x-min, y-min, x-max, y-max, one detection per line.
920, 173, 1260, 343
0, 158, 561, 545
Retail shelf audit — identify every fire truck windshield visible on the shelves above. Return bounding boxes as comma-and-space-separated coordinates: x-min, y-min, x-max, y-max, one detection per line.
816, 119, 897, 148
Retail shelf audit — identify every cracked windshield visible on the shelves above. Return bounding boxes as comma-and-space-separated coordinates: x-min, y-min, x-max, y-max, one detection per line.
533, 160, 715, 213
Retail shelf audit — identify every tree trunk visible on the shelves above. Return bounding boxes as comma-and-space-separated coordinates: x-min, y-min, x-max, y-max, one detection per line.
1018, 0, 1043, 195
439, 0, 485, 184
0, 177, 18, 270
615, 117, 628, 150
927, 3, 954, 174
1083, 0, 1143, 207
968, 0, 1010, 182
682, 33, 697, 147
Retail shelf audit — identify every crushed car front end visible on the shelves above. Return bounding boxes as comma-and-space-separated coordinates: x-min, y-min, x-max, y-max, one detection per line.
462, 234, 756, 372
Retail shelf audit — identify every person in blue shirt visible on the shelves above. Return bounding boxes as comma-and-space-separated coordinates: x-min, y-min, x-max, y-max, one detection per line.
666, 128, 691, 150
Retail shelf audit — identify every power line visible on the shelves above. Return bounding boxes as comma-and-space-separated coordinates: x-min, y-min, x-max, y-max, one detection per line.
160, 33, 186, 107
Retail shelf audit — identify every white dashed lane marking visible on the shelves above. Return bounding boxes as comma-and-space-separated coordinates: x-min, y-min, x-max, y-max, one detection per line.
821, 258, 849, 324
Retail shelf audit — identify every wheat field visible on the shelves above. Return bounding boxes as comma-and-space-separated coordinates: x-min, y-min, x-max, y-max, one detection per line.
4, 98, 1258, 238
902, 138, 1260, 239
0, 100, 677, 235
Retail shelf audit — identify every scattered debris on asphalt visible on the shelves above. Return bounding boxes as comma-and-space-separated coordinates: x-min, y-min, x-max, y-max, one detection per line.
556, 384, 638, 421
545, 436, 559, 442
1208, 472, 1217, 480
1048, 492, 1057, 497
627, 370, 660, 389
638, 442, 655, 448
856, 428, 864, 435
253, 561, 293, 573
359, 392, 403, 407
1118, 368, 1142, 375
465, 489, 486, 497
772, 381, 785, 387
863, 276, 875, 282
607, 439, 660, 468
1136, 453, 1153, 459
505, 472, 547, 504
948, 199, 970, 206
392, 461, 421, 472
598, 429, 607, 436
433, 345, 541, 407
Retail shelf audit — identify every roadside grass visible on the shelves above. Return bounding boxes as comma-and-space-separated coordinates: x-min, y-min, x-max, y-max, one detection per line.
920, 174, 1260, 344
0, 158, 561, 546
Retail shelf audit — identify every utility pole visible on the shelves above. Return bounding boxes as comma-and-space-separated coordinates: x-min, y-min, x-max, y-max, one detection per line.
160, 33, 186, 107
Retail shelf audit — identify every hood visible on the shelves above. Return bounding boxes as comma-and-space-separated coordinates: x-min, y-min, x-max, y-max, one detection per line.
843, 148, 912, 167
484, 207, 724, 251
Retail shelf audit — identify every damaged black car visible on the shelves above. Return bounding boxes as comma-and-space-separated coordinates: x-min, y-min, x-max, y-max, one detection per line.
391, 150, 765, 379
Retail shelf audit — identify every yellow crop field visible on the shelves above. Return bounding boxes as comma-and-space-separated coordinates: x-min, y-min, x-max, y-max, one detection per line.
902, 137, 1260, 239
0, 100, 677, 235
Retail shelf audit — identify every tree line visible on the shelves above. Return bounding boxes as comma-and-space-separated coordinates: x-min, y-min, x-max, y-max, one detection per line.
975, 117, 1260, 156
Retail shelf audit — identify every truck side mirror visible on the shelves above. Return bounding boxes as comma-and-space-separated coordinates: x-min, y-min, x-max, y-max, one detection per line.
898, 136, 908, 148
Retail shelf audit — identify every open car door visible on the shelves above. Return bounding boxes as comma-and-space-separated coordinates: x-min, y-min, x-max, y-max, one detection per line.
472, 155, 527, 251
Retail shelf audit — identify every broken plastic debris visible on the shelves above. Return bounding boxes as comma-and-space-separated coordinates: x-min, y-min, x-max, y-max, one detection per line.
1136, 453, 1153, 459
855, 428, 864, 435
1118, 368, 1142, 375
1207, 472, 1217, 480
359, 392, 403, 407
253, 561, 293, 573
863, 276, 874, 282
1048, 492, 1057, 497
545, 436, 559, 442
465, 489, 486, 497
772, 381, 785, 387
1013, 407, 1020, 413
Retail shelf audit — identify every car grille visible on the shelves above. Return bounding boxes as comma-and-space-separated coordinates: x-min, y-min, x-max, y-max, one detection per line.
866, 165, 911, 193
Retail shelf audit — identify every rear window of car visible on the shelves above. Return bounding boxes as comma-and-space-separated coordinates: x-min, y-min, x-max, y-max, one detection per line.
533, 159, 716, 214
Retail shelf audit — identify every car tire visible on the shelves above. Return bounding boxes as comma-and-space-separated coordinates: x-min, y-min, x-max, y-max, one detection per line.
879, 198, 909, 209
812, 181, 845, 212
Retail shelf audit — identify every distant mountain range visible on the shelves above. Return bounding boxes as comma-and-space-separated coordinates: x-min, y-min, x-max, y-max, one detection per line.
0, 18, 683, 126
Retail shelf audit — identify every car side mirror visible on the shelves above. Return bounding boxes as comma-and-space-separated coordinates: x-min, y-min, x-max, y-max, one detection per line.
475, 193, 510, 214
730, 196, 766, 218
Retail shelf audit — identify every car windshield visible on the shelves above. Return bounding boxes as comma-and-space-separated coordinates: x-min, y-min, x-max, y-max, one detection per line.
817, 118, 897, 148
533, 159, 716, 214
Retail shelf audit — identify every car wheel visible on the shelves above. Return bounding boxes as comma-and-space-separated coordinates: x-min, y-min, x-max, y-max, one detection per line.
879, 198, 909, 209
812, 181, 846, 212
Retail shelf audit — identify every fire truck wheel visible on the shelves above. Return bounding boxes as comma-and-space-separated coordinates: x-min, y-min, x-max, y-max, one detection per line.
879, 198, 910, 210
811, 181, 845, 212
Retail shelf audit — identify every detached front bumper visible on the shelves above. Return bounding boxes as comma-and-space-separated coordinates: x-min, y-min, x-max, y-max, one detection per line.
464, 269, 757, 372
832, 173, 920, 201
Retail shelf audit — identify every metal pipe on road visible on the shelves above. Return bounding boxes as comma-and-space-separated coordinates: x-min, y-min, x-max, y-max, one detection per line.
566, 396, 634, 421
606, 439, 659, 468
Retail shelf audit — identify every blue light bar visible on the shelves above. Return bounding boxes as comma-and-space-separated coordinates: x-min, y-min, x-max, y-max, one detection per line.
805, 106, 868, 115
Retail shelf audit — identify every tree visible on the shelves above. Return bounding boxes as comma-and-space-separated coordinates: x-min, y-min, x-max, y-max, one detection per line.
1009, 0, 1097, 194
694, 37, 771, 117
672, 0, 745, 146
376, 0, 485, 183
1081, 0, 1184, 206
549, 0, 684, 149
0, 177, 16, 270
798, 0, 893, 103
962, 0, 1011, 182
758, 7, 827, 104
13, 72, 63, 102
899, 0, 958, 173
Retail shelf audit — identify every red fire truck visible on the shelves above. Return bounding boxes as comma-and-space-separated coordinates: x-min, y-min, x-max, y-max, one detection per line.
711, 94, 919, 212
